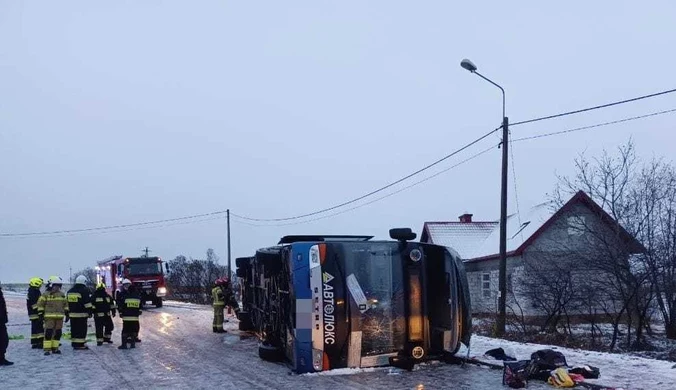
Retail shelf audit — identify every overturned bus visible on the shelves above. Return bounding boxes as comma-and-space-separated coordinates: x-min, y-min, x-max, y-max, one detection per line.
235, 228, 471, 374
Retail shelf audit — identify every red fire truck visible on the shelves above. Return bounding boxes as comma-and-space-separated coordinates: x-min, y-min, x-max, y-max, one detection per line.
96, 255, 170, 308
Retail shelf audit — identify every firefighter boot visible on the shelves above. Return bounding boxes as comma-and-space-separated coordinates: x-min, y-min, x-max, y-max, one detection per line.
118, 342, 128, 350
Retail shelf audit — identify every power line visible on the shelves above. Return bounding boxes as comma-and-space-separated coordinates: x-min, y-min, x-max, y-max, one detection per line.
230, 128, 500, 222
510, 87, 676, 127
232, 144, 497, 227
4, 104, 674, 238
0, 211, 227, 238
511, 108, 676, 143
0, 215, 226, 239
508, 130, 523, 242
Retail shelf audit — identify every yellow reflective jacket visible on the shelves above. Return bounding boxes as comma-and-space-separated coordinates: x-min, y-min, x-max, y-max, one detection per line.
212, 286, 225, 307
37, 290, 69, 319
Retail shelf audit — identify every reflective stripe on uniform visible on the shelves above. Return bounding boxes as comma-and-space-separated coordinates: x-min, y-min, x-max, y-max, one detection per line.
29, 315, 39, 320
96, 312, 109, 317
213, 302, 225, 307
71, 338, 87, 343
121, 317, 139, 322
95, 298, 104, 302
84, 303, 94, 309
31, 333, 44, 339
31, 304, 39, 309
124, 298, 141, 308
44, 314, 65, 319
69, 313, 89, 318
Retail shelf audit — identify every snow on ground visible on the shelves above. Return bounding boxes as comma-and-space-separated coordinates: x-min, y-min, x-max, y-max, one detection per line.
464, 335, 676, 390
1, 296, 672, 390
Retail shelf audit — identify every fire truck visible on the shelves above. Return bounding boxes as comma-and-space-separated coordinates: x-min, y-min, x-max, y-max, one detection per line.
96, 255, 170, 308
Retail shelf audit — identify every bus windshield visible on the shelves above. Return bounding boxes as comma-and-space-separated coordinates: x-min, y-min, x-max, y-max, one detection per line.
341, 242, 406, 356
127, 261, 162, 276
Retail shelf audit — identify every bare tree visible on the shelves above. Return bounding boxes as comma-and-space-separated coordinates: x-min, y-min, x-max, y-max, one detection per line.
552, 139, 674, 348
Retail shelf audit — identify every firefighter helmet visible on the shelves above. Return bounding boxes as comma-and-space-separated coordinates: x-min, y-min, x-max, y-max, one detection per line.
29, 277, 43, 288
121, 278, 132, 285
48, 276, 63, 286
75, 275, 88, 285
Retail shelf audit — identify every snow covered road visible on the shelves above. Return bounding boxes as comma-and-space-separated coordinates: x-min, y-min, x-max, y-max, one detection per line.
0, 295, 544, 390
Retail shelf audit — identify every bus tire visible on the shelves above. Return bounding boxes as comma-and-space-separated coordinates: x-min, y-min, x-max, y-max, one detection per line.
155, 298, 163, 308
238, 312, 254, 331
258, 343, 283, 362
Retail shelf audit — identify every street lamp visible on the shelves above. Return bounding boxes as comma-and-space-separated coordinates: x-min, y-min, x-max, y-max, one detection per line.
460, 58, 508, 337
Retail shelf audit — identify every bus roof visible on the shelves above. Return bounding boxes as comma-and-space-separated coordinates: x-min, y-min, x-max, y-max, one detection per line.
277, 235, 374, 244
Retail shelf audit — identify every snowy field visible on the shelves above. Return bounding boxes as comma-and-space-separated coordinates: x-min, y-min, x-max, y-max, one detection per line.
1, 293, 673, 389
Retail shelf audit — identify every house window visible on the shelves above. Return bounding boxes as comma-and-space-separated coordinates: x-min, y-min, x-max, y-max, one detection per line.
568, 216, 586, 236
482, 273, 491, 298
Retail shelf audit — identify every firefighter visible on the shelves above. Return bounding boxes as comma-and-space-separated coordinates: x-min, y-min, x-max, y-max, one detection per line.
92, 282, 116, 346
212, 277, 240, 333
67, 275, 94, 350
27, 277, 44, 349
1, 282, 13, 366
212, 278, 226, 333
116, 279, 141, 349
37, 276, 69, 356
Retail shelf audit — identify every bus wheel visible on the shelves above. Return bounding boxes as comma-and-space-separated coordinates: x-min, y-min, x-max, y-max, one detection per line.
155, 298, 163, 308
258, 343, 283, 362
238, 312, 254, 331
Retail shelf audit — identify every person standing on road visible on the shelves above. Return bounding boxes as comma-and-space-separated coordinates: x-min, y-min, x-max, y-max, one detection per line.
37, 276, 69, 356
26, 277, 44, 350
116, 279, 142, 350
211, 278, 226, 333
212, 277, 240, 334
67, 275, 94, 350
1, 282, 14, 366
92, 282, 116, 346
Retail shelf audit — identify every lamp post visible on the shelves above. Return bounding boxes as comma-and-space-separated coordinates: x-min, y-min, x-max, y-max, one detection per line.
461, 58, 508, 336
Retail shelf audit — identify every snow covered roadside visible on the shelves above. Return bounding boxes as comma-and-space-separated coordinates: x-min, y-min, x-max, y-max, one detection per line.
463, 335, 676, 390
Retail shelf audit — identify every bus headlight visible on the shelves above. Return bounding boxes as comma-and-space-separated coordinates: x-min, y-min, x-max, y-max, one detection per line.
410, 249, 422, 262
157, 287, 167, 297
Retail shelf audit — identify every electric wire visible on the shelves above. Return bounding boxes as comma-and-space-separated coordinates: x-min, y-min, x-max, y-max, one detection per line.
231, 144, 497, 227
511, 108, 676, 143
510, 88, 676, 127
2, 103, 675, 237
229, 127, 500, 222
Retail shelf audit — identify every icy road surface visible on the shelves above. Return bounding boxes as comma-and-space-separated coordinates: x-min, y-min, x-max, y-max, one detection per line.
0, 295, 549, 390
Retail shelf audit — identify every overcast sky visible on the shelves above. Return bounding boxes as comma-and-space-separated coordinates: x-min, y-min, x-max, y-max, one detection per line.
1, 1, 675, 282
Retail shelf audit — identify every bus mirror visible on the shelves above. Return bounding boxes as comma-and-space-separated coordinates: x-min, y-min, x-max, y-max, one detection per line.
164, 263, 170, 273
389, 228, 417, 242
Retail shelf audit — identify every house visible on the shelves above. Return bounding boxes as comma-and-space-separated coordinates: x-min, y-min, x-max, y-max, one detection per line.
420, 190, 645, 316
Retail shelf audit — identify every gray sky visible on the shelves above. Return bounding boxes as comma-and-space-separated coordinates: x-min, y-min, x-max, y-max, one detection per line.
1, 1, 675, 282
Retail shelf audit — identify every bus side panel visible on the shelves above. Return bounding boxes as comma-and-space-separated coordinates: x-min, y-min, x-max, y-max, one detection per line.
290, 244, 314, 374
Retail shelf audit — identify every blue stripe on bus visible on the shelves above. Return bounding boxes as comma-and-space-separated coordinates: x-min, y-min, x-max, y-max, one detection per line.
291, 243, 315, 373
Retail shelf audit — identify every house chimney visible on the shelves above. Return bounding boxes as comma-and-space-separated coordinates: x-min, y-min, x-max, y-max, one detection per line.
459, 213, 473, 223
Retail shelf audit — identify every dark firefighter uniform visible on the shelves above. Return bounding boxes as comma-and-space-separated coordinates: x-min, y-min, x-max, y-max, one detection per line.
116, 281, 142, 349
212, 278, 240, 333
1, 284, 13, 365
37, 278, 69, 355
92, 283, 117, 345
26, 278, 44, 349
66, 279, 94, 350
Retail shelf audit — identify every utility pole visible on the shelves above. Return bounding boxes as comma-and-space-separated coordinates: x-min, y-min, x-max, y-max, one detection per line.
461, 58, 508, 336
227, 209, 232, 279
497, 116, 509, 336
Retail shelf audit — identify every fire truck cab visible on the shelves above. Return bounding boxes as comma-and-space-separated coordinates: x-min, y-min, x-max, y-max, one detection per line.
96, 255, 170, 308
